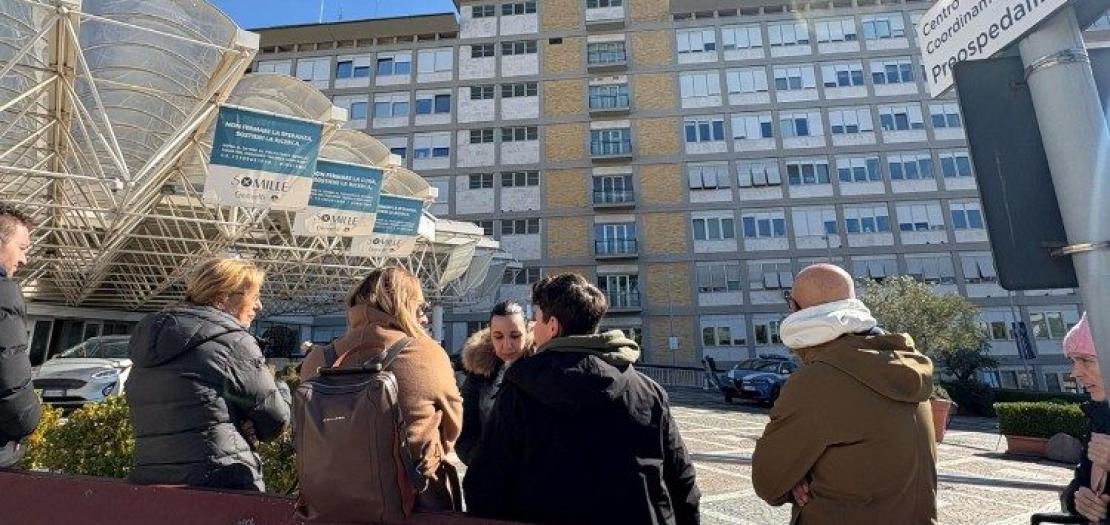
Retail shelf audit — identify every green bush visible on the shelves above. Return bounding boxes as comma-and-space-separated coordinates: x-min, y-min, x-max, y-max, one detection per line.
993, 389, 1089, 405
259, 429, 297, 495
931, 383, 951, 401
995, 401, 1087, 439
21, 396, 134, 478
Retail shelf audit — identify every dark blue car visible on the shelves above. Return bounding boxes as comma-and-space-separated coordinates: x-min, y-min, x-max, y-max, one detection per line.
723, 357, 798, 407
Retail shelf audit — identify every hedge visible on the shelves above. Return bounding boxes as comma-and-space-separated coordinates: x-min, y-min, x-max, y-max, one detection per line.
995, 401, 1087, 440
992, 389, 1089, 405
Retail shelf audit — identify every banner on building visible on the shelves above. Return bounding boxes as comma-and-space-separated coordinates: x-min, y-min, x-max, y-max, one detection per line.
349, 194, 425, 258
203, 105, 322, 210
292, 160, 384, 236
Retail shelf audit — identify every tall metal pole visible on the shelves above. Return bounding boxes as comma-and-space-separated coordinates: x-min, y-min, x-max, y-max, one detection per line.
1018, 6, 1110, 395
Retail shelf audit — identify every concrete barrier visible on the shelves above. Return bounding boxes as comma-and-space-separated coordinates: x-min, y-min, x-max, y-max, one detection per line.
0, 469, 521, 525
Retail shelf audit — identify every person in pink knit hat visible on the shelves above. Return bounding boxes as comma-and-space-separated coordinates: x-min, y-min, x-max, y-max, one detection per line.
1061, 313, 1110, 524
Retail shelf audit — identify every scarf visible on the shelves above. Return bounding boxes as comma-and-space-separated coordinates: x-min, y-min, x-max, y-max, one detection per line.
780, 298, 878, 350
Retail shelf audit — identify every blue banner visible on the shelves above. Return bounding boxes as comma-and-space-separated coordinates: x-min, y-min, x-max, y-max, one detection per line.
292, 159, 384, 237
350, 194, 425, 257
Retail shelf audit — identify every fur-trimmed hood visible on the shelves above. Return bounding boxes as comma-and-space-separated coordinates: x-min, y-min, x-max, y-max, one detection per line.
461, 328, 535, 378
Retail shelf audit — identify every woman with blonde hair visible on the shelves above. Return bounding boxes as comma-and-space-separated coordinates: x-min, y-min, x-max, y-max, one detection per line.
300, 266, 463, 509
126, 257, 291, 491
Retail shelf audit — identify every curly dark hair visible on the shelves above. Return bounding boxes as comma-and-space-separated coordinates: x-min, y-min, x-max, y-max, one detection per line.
0, 203, 33, 244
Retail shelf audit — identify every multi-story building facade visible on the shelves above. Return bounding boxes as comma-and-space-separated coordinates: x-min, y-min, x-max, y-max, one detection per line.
252, 1, 1110, 392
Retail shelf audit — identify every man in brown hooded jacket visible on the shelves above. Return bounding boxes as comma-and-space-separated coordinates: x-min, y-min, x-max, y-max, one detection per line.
752, 264, 937, 525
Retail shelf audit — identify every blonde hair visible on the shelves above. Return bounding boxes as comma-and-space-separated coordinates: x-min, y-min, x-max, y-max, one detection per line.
347, 266, 425, 338
185, 258, 265, 306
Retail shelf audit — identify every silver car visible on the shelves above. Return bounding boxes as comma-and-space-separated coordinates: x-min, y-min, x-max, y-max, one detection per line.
32, 336, 131, 407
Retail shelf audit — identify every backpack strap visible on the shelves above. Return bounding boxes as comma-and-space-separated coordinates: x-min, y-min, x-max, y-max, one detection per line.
321, 344, 339, 368
379, 337, 411, 371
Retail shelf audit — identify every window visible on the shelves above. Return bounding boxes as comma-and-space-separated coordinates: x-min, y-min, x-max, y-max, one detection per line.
821, 62, 866, 87
741, 210, 787, 239
843, 205, 891, 233
502, 1, 536, 15
853, 258, 898, 281
904, 255, 956, 284
793, 208, 838, 237
721, 24, 763, 50
295, 57, 330, 83
588, 0, 623, 7
376, 53, 412, 76
677, 28, 717, 54
373, 93, 409, 118
475, 220, 495, 237
738, 160, 783, 187
501, 40, 538, 56
749, 261, 794, 290
418, 48, 453, 74
587, 41, 627, 64
470, 85, 495, 100
1029, 309, 1079, 339
785, 159, 831, 185
779, 111, 822, 138
940, 150, 973, 178
469, 129, 495, 144
754, 319, 783, 345
684, 116, 726, 143
1089, 11, 1110, 29
768, 21, 810, 47
336, 59, 370, 79
503, 267, 542, 285
472, 4, 496, 18
680, 72, 722, 99
469, 173, 494, 189
687, 163, 730, 190
693, 216, 737, 240
501, 218, 541, 235
887, 152, 933, 180
389, 146, 408, 159
501, 126, 538, 142
697, 262, 742, 293
702, 317, 747, 347
413, 133, 451, 159
256, 60, 292, 75
595, 223, 637, 253
501, 82, 538, 98
597, 275, 640, 308
930, 103, 963, 129
962, 253, 999, 283
896, 202, 945, 231
467, 321, 491, 336
950, 200, 985, 230
862, 14, 906, 40
828, 107, 874, 134
871, 58, 915, 84
589, 84, 630, 109
590, 128, 632, 155
979, 309, 1015, 340
773, 66, 816, 91
731, 113, 774, 141
471, 44, 496, 58
815, 17, 858, 42
726, 68, 769, 94
502, 171, 540, 187
593, 174, 633, 203
416, 93, 452, 115
836, 156, 882, 183
879, 104, 925, 131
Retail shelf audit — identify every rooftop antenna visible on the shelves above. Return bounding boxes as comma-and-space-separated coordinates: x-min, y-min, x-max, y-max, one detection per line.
318, 0, 325, 23
338, 1, 344, 21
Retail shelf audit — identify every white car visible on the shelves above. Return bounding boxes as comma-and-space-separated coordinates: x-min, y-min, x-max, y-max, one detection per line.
32, 336, 131, 407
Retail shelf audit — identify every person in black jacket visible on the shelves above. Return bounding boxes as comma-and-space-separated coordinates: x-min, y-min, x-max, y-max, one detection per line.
456, 300, 534, 465
0, 205, 42, 467
464, 273, 700, 525
126, 257, 291, 491
1061, 313, 1110, 523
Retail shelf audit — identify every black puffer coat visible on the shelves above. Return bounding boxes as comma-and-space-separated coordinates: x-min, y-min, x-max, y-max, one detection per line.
0, 268, 41, 446
125, 304, 291, 491
1063, 400, 1110, 523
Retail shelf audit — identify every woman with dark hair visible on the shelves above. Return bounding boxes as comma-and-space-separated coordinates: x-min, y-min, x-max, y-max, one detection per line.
455, 300, 534, 465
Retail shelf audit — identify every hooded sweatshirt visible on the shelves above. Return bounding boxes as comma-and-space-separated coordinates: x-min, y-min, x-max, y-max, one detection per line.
463, 330, 701, 525
753, 305, 937, 525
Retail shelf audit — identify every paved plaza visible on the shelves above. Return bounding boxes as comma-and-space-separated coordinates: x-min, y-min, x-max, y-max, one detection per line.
663, 387, 1074, 525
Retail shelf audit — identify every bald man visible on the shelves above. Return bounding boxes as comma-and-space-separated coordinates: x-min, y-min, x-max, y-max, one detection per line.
751, 264, 937, 525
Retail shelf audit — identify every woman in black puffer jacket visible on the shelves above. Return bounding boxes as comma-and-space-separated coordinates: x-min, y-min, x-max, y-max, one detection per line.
125, 258, 291, 492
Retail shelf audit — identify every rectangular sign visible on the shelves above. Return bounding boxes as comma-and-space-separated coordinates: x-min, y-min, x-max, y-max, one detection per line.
349, 194, 424, 258
292, 160, 384, 237
917, 0, 1069, 97
203, 105, 323, 210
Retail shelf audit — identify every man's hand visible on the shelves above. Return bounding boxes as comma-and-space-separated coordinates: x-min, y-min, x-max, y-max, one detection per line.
1074, 486, 1110, 523
1090, 434, 1110, 471
791, 480, 811, 507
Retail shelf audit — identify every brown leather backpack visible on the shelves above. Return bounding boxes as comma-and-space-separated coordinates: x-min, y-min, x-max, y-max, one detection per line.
293, 337, 425, 523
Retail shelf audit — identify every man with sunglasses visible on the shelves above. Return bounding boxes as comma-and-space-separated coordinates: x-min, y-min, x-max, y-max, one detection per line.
752, 264, 937, 525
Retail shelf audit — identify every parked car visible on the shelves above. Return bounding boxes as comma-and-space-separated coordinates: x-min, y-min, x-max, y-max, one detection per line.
724, 357, 798, 407
32, 336, 131, 407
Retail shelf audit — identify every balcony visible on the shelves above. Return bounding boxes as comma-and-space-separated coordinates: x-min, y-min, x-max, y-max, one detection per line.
590, 139, 633, 162
587, 49, 628, 73
594, 238, 639, 259
588, 95, 631, 116
585, 6, 626, 30
592, 189, 636, 209
603, 290, 642, 312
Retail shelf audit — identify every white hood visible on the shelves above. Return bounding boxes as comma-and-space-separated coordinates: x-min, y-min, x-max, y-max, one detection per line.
780, 299, 877, 350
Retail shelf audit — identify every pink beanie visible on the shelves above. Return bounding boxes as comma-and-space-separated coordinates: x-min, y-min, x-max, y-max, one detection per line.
1064, 313, 1096, 358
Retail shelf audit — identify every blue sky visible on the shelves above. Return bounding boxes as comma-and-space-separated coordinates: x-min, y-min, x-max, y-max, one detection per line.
211, 0, 457, 29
